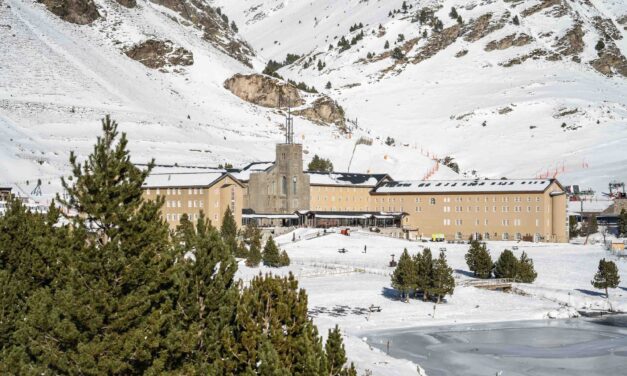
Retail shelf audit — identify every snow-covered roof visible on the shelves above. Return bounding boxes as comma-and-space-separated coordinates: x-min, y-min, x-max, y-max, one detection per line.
143, 172, 228, 188
229, 161, 274, 181
307, 172, 389, 187
374, 179, 559, 194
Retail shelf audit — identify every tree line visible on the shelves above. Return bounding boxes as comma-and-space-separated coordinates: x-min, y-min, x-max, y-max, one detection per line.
391, 248, 455, 303
0, 116, 356, 375
465, 240, 537, 282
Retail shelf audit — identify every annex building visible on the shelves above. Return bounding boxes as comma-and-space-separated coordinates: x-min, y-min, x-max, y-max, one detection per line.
142, 140, 568, 243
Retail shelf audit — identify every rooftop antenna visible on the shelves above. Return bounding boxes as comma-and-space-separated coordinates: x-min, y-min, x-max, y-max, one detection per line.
285, 95, 294, 144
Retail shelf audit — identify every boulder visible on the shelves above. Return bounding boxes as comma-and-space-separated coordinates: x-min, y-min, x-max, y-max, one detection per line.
125, 40, 193, 69
38, 0, 100, 25
224, 74, 304, 108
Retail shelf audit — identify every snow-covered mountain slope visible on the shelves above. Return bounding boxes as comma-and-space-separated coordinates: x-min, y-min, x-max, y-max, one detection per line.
0, 0, 450, 199
213, 0, 627, 193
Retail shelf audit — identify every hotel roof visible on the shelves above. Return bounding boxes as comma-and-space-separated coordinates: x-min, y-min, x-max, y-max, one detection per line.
374, 179, 559, 194
143, 172, 238, 188
307, 172, 390, 187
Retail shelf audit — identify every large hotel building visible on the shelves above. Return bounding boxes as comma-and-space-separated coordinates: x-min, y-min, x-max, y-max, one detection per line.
142, 141, 568, 243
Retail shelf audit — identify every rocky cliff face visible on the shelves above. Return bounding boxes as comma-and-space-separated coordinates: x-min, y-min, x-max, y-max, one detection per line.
124, 40, 193, 70
293, 97, 345, 128
224, 74, 304, 108
224, 74, 346, 129
148, 0, 254, 67
38, 0, 100, 25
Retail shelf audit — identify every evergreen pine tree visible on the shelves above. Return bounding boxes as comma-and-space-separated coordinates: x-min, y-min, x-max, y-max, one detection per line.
20, 115, 179, 374
516, 251, 537, 283
326, 325, 347, 375
246, 226, 263, 267
392, 47, 404, 60
173, 212, 240, 373
279, 250, 291, 266
618, 208, 627, 237
221, 206, 241, 256
493, 249, 518, 279
262, 236, 282, 267
431, 251, 455, 303
465, 240, 493, 279
384, 40, 390, 49
417, 248, 434, 301
258, 340, 290, 376
225, 273, 329, 374
326, 81, 332, 89
592, 258, 620, 298
0, 199, 69, 367
513, 15, 520, 25
391, 249, 417, 301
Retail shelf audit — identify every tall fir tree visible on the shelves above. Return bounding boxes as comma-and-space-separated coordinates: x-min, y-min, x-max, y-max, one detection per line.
465, 240, 493, 279
391, 249, 417, 301
493, 249, 518, 279
173, 212, 240, 373
0, 199, 70, 368
326, 325, 347, 375
246, 226, 263, 267
18, 115, 180, 374
262, 236, 282, 267
591, 258, 620, 298
221, 207, 242, 257
417, 248, 434, 301
516, 251, 537, 283
430, 251, 455, 303
224, 273, 330, 374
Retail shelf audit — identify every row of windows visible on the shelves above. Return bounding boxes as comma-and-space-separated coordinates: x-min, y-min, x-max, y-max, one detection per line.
453, 232, 540, 241
145, 188, 211, 196
166, 213, 219, 222
435, 206, 543, 213
443, 218, 541, 227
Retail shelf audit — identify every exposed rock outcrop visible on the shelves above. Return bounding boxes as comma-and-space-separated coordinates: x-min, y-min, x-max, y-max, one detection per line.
38, 0, 100, 25
590, 47, 627, 77
521, 0, 563, 18
148, 0, 254, 67
412, 24, 462, 64
293, 97, 345, 128
554, 24, 585, 57
592, 16, 622, 40
618, 15, 627, 30
125, 40, 193, 70
501, 49, 550, 67
224, 74, 304, 108
463, 13, 508, 42
116, 0, 136, 8
485, 33, 533, 51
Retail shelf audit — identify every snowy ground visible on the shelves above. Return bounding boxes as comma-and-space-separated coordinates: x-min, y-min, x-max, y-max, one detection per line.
237, 229, 627, 375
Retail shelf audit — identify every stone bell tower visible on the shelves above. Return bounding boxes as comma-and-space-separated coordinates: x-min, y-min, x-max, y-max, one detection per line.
247, 108, 310, 214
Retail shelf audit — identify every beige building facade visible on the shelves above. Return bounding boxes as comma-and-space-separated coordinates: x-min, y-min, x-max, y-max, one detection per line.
143, 142, 568, 243
142, 172, 244, 230
372, 179, 568, 243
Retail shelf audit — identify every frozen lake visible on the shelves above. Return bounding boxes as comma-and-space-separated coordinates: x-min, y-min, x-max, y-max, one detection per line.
366, 316, 627, 376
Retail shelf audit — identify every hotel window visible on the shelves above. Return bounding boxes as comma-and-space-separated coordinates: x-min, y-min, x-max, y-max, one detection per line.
199, 200, 203, 207
484, 232, 490, 240
493, 206, 497, 212
527, 196, 531, 202
536, 197, 540, 202
281, 176, 287, 195
485, 206, 489, 212
430, 198, 436, 205
146, 189, 150, 195
166, 214, 170, 221
156, 188, 160, 195
188, 188, 192, 194
177, 188, 182, 195
166, 201, 170, 208
536, 206, 540, 212
475, 219, 480, 225
455, 232, 463, 240
415, 198, 421, 203
527, 206, 531, 212
502, 233, 510, 241
293, 176, 297, 194
167, 188, 171, 195
535, 219, 540, 226
199, 188, 203, 194
455, 219, 463, 225
177, 201, 181, 208
484, 219, 489, 225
